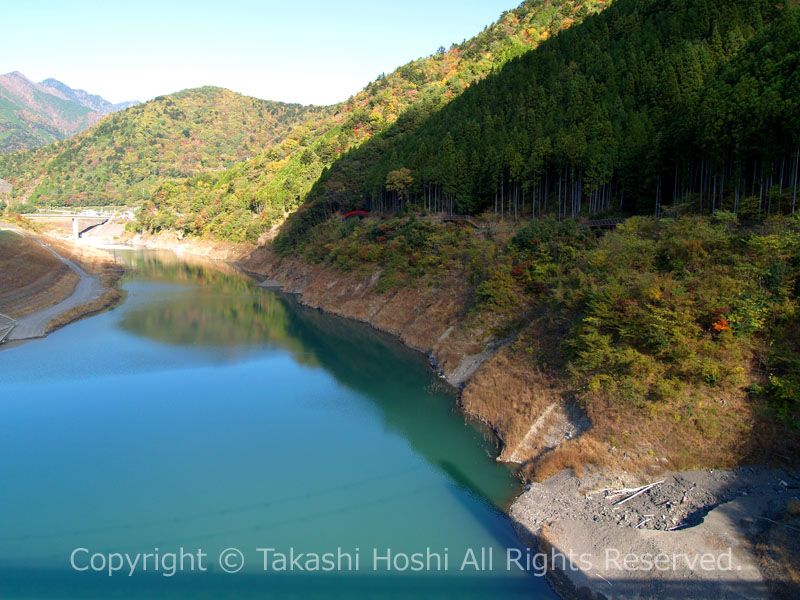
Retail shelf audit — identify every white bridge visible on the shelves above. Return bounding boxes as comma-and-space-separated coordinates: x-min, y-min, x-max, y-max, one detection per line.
20, 214, 110, 239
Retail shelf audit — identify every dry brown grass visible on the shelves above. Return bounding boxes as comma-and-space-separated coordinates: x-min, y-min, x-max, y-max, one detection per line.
45, 237, 123, 285
526, 436, 610, 481
0, 230, 64, 288
0, 226, 124, 329
245, 235, 789, 483
45, 287, 122, 334
460, 301, 772, 482
461, 310, 568, 454
580, 381, 763, 471
33, 219, 76, 238
39, 236, 125, 333
462, 351, 560, 452
0, 230, 80, 318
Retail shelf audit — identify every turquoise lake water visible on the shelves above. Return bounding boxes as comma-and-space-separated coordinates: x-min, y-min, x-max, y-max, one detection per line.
0, 250, 555, 599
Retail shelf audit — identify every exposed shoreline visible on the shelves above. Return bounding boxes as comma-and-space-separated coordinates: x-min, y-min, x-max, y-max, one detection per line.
235, 245, 800, 599
7, 227, 797, 597
0, 223, 249, 345
512, 468, 799, 600
0, 224, 123, 344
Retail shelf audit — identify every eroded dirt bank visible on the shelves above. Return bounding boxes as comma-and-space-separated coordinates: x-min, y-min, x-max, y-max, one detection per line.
0, 227, 79, 320
123, 231, 254, 261
33, 219, 254, 262
240, 246, 799, 599
7, 223, 796, 595
240, 247, 491, 387
240, 248, 590, 466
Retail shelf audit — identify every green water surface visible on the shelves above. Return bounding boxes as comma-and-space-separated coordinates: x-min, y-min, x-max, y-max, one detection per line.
0, 250, 554, 599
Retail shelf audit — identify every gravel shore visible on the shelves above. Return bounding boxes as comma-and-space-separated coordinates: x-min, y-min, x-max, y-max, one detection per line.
510, 467, 800, 599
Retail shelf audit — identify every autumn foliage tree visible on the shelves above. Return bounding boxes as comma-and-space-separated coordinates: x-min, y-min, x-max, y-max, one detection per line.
385, 168, 414, 212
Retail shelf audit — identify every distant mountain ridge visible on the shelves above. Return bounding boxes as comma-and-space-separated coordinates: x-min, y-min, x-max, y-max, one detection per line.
0, 71, 98, 153
39, 78, 138, 114
0, 71, 137, 154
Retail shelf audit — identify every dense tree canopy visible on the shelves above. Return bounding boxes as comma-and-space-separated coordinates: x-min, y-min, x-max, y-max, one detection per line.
134, 0, 609, 241
277, 0, 800, 250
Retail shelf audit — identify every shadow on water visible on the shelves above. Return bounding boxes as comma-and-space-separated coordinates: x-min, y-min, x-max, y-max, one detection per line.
0, 250, 559, 600
116, 251, 521, 511
0, 256, 562, 599
438, 461, 521, 546
278, 302, 524, 509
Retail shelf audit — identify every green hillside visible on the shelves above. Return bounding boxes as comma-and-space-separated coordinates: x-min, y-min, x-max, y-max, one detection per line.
0, 87, 324, 207
136, 0, 610, 241
263, 0, 800, 464
277, 0, 799, 249
0, 71, 98, 153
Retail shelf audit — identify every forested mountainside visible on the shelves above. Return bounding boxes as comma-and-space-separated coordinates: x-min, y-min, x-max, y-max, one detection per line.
136, 0, 610, 241
0, 71, 101, 154
255, 0, 800, 465
0, 87, 324, 206
277, 0, 799, 249
1, 0, 797, 465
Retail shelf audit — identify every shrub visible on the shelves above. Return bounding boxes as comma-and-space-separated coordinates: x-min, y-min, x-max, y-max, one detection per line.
475, 266, 520, 311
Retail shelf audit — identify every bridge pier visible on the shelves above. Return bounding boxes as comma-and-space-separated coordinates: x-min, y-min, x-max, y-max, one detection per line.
72, 218, 79, 239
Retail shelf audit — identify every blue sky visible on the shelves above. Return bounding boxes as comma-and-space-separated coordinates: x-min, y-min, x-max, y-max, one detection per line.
2, 0, 519, 105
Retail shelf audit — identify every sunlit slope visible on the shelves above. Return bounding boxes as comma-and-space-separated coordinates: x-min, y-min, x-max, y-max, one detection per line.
0, 86, 325, 207
0, 71, 99, 153
137, 0, 610, 241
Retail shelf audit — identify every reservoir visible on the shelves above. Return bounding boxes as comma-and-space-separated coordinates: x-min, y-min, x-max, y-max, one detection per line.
0, 250, 555, 599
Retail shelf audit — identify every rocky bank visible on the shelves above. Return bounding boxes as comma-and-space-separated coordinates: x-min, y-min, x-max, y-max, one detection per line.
239, 246, 800, 599
512, 468, 800, 599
